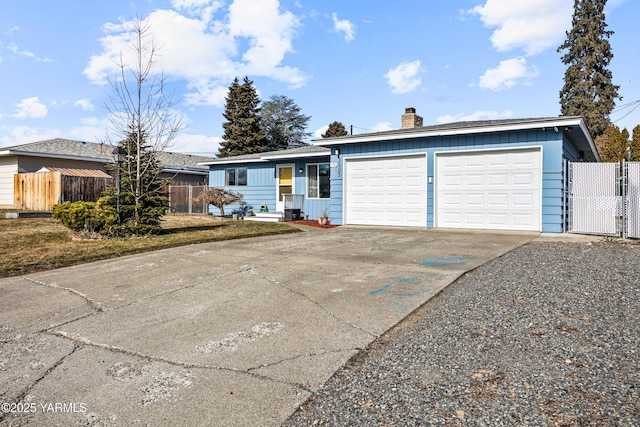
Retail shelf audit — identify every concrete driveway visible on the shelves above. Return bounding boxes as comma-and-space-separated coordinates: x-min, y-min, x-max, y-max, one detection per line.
0, 227, 534, 426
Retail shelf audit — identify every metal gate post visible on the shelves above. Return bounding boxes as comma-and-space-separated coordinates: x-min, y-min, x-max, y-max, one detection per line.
622, 160, 627, 238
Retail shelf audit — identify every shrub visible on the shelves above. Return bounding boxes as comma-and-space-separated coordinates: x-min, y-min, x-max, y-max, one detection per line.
52, 201, 97, 232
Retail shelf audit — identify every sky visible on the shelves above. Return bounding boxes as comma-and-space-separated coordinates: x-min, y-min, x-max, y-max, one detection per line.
0, 0, 638, 156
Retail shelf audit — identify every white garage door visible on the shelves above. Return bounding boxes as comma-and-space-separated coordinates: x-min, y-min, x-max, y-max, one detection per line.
436, 148, 541, 231
345, 155, 426, 226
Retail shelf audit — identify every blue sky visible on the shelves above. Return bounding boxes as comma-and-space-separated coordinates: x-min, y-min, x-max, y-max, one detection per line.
0, 0, 637, 155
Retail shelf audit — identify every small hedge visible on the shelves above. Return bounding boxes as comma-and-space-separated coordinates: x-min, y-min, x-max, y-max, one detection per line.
52, 199, 117, 235
52, 192, 165, 237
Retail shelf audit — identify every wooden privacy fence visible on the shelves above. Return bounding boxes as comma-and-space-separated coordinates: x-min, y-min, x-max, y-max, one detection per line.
14, 171, 113, 211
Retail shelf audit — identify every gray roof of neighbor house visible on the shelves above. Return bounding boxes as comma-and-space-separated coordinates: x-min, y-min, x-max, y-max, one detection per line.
313, 116, 599, 161
0, 138, 214, 173
201, 144, 331, 165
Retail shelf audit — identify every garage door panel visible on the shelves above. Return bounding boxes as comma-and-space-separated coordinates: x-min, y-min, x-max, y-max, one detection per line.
488, 193, 508, 206
513, 214, 535, 226
513, 152, 538, 167
346, 155, 426, 226
513, 193, 534, 207
405, 175, 423, 188
489, 174, 508, 186
466, 213, 484, 225
488, 213, 509, 226
466, 174, 484, 186
489, 154, 508, 167
512, 173, 534, 186
436, 148, 541, 231
387, 176, 403, 188
443, 174, 462, 187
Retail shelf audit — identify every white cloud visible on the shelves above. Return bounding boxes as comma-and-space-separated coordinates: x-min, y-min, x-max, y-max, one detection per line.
372, 122, 393, 132
384, 60, 423, 94
477, 57, 539, 91
332, 13, 355, 42
436, 110, 515, 124
470, 0, 573, 55
68, 116, 109, 142
84, 0, 308, 106
0, 125, 60, 147
171, 132, 222, 155
74, 98, 94, 111
12, 97, 48, 119
8, 42, 53, 62
8, 43, 34, 58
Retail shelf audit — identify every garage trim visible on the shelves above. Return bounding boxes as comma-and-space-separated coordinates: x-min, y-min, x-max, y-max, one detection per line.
434, 146, 543, 231
343, 153, 428, 227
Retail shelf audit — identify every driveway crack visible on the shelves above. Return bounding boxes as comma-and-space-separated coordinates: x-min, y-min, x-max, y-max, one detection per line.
246, 348, 361, 372
0, 341, 80, 424
23, 277, 103, 312
48, 330, 311, 392
249, 269, 377, 338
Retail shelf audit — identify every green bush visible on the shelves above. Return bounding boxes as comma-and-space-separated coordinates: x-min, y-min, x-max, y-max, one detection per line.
53, 190, 167, 237
52, 201, 97, 232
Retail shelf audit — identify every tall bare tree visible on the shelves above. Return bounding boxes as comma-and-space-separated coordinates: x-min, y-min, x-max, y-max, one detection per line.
105, 17, 184, 233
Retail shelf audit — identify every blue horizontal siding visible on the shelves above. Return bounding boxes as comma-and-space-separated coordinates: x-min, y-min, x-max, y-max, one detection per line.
208, 158, 330, 217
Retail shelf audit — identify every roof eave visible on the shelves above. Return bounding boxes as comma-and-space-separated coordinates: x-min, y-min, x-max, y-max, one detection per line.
199, 158, 268, 166
0, 150, 111, 163
260, 150, 331, 160
313, 117, 588, 146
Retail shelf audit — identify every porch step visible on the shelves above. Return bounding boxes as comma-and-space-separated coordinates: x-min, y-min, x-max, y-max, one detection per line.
244, 212, 283, 222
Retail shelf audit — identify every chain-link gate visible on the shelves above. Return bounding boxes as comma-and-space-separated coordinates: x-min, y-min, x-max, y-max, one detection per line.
168, 185, 208, 214
568, 161, 640, 238
568, 162, 621, 236
626, 162, 640, 238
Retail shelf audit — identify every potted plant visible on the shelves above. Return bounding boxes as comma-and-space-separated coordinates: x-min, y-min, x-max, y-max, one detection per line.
318, 208, 329, 226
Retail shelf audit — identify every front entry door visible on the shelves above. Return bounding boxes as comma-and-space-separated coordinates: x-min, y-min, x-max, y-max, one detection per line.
276, 164, 294, 212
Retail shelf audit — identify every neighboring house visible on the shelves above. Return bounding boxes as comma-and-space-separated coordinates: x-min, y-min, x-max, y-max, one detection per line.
0, 138, 214, 209
205, 108, 599, 233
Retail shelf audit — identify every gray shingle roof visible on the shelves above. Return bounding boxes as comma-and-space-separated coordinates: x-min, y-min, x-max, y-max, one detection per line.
1, 138, 214, 171
205, 144, 330, 164
314, 116, 584, 142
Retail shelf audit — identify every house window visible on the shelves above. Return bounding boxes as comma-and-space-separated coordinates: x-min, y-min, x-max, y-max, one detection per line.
307, 163, 330, 199
225, 167, 247, 186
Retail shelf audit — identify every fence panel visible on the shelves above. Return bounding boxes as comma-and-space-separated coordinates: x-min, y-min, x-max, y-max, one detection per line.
569, 162, 620, 236
168, 185, 208, 214
14, 172, 62, 211
627, 162, 640, 238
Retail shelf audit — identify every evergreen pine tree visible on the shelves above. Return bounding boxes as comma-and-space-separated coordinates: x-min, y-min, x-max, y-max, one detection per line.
105, 128, 169, 235
321, 121, 349, 138
558, 0, 620, 139
217, 77, 268, 157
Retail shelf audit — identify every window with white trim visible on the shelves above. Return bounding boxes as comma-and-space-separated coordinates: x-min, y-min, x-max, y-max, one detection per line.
225, 167, 247, 186
307, 163, 330, 199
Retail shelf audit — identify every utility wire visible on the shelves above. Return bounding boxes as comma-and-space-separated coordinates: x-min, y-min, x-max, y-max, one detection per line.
611, 99, 640, 124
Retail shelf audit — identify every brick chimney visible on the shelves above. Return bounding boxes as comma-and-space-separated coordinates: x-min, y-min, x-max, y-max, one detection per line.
401, 107, 423, 129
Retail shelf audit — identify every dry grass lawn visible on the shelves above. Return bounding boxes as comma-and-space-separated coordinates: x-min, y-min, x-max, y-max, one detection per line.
0, 215, 299, 278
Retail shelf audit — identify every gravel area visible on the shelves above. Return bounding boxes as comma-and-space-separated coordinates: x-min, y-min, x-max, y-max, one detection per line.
285, 241, 640, 426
